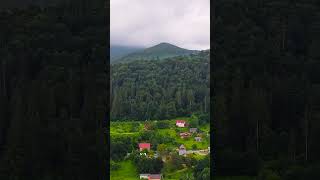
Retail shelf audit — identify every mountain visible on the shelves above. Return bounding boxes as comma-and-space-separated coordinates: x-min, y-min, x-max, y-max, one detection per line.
110, 45, 143, 62
114, 42, 199, 63
111, 50, 209, 120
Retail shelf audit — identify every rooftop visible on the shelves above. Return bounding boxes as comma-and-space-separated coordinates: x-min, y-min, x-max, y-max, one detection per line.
149, 174, 162, 179
139, 143, 151, 149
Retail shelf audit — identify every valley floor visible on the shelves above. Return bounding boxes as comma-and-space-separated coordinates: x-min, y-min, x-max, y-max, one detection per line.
110, 117, 210, 180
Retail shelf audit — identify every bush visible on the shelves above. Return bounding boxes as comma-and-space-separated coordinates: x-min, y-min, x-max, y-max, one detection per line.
258, 169, 281, 180
156, 121, 170, 129
110, 161, 120, 171
192, 144, 197, 150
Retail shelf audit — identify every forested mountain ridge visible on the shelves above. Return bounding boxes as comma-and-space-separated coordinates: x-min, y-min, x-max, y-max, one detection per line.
111, 50, 210, 120
114, 42, 199, 63
110, 45, 143, 62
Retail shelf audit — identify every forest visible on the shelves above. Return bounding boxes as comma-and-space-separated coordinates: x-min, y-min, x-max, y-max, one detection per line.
214, 0, 320, 179
110, 47, 210, 179
0, 0, 107, 179
111, 51, 210, 121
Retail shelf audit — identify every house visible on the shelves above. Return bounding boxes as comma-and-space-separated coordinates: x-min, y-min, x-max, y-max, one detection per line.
189, 128, 197, 133
140, 174, 150, 179
195, 137, 202, 142
180, 132, 191, 139
176, 120, 186, 127
140, 174, 162, 180
179, 145, 187, 156
139, 143, 151, 151
148, 174, 162, 180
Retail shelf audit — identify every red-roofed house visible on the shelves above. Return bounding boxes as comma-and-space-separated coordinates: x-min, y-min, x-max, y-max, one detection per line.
176, 120, 186, 127
139, 143, 151, 151
148, 174, 162, 180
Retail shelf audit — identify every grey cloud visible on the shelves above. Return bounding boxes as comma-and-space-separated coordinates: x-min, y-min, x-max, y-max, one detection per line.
111, 0, 210, 50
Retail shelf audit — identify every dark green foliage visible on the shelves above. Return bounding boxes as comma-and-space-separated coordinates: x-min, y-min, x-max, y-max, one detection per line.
110, 136, 135, 161
111, 51, 210, 120
132, 156, 163, 174
156, 121, 170, 129
194, 155, 210, 180
110, 160, 120, 171
0, 0, 107, 179
192, 144, 198, 150
214, 0, 320, 178
189, 118, 199, 128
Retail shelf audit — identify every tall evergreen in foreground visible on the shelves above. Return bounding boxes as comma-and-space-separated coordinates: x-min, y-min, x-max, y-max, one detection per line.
0, 0, 108, 179
214, 0, 320, 178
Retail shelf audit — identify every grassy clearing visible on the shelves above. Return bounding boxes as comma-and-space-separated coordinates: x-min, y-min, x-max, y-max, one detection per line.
110, 160, 139, 180
199, 123, 210, 133
187, 153, 207, 160
164, 167, 193, 180
176, 135, 209, 149
110, 121, 144, 134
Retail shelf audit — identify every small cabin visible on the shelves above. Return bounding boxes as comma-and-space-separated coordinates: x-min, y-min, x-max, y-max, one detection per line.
176, 120, 186, 127
140, 174, 150, 179
179, 144, 187, 156
195, 137, 202, 142
189, 128, 198, 133
139, 143, 151, 151
180, 132, 191, 139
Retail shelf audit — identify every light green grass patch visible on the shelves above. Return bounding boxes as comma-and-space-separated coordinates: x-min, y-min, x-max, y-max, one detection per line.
110, 160, 139, 180
164, 168, 193, 180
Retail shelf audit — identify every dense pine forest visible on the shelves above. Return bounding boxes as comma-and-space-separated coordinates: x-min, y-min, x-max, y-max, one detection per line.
214, 0, 320, 179
0, 0, 107, 179
111, 50, 210, 121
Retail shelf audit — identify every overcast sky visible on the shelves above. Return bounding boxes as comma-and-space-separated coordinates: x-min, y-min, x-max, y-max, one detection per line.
111, 0, 210, 50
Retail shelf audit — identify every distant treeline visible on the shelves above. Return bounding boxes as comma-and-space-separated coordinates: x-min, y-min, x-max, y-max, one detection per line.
214, 0, 320, 178
0, 0, 107, 179
111, 51, 210, 121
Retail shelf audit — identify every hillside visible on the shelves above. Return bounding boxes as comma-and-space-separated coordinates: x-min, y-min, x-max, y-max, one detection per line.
111, 51, 209, 120
110, 117, 210, 180
110, 45, 143, 62
114, 42, 199, 63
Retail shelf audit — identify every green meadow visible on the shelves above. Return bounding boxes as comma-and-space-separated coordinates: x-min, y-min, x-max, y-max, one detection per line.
110, 161, 139, 180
